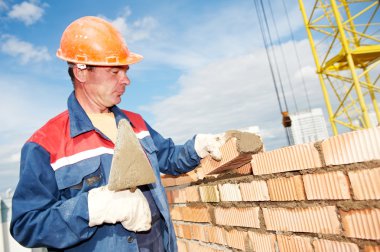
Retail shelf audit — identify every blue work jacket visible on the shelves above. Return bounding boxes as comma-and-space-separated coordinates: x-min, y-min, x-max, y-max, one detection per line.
10, 92, 200, 251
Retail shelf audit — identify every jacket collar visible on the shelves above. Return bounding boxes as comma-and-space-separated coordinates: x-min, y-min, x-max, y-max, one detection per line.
67, 91, 132, 138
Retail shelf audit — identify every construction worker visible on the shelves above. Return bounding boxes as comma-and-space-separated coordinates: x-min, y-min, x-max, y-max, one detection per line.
10, 16, 225, 251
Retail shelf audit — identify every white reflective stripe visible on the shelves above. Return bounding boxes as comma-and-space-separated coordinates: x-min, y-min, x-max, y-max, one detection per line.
51, 147, 114, 171
136, 130, 150, 139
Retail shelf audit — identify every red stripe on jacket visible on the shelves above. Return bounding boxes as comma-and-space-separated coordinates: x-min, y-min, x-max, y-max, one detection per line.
27, 110, 147, 166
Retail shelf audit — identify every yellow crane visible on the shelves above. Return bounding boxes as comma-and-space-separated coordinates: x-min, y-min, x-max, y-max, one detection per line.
298, 0, 380, 135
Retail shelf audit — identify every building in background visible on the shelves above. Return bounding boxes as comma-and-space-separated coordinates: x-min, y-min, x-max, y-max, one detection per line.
289, 108, 329, 145
369, 111, 380, 127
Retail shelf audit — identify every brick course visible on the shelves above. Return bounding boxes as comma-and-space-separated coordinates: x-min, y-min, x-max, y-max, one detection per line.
263, 206, 340, 234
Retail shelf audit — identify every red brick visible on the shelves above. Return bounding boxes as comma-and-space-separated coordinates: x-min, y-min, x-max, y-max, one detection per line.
248, 231, 276, 252
225, 229, 248, 251
251, 143, 321, 175
364, 245, 380, 252
267, 175, 306, 201
176, 170, 198, 185
171, 188, 187, 203
190, 224, 207, 242
173, 223, 183, 238
199, 185, 220, 202
186, 241, 226, 252
177, 239, 188, 252
201, 138, 254, 175
185, 186, 200, 202
234, 162, 253, 175
321, 127, 380, 166
170, 206, 183, 221
181, 206, 211, 223
204, 226, 227, 245
214, 207, 260, 228
166, 190, 174, 204
239, 180, 270, 201
161, 174, 176, 187
276, 234, 313, 252
303, 171, 351, 200
313, 239, 359, 252
218, 183, 242, 201
181, 224, 192, 239
263, 206, 340, 234
340, 208, 380, 240
348, 167, 380, 200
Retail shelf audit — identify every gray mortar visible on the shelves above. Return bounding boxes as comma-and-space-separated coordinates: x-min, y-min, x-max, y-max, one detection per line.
225, 130, 263, 153
314, 140, 326, 167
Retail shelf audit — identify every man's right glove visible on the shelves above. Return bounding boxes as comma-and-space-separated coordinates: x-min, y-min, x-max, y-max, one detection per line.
88, 186, 151, 232
194, 133, 226, 161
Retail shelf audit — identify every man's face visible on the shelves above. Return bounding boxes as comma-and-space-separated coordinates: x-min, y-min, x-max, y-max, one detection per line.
83, 65, 130, 109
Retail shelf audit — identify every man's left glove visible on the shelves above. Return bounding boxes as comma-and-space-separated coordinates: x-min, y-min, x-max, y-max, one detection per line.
194, 133, 226, 161
88, 186, 151, 232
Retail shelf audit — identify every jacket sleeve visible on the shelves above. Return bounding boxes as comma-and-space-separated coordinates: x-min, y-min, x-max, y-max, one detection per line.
146, 122, 201, 175
10, 142, 96, 249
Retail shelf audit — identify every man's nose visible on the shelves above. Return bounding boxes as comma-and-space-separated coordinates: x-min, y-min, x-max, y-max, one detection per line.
121, 72, 130, 86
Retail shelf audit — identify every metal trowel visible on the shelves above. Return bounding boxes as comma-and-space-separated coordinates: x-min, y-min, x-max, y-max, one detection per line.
108, 119, 156, 191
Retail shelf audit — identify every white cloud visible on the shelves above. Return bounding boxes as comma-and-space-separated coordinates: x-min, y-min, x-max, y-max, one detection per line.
295, 66, 317, 82
0, 153, 19, 164
0, 0, 8, 10
0, 34, 51, 64
8, 1, 45, 25
106, 8, 157, 43
142, 39, 325, 150
139, 4, 262, 70
0, 72, 70, 192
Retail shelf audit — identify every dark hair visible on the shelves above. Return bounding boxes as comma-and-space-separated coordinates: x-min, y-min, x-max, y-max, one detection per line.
68, 66, 75, 83
67, 63, 93, 84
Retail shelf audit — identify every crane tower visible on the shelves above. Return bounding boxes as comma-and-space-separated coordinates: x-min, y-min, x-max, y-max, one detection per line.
298, 0, 380, 135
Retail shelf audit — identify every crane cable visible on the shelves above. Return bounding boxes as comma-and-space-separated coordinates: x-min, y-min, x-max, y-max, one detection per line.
258, 0, 290, 114
281, 0, 321, 139
267, 0, 299, 113
280, 0, 312, 112
253, 0, 292, 145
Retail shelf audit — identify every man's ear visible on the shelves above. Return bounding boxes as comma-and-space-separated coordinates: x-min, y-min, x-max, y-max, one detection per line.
73, 67, 87, 83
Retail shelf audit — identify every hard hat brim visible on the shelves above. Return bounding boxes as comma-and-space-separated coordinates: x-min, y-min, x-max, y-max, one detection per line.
56, 50, 143, 66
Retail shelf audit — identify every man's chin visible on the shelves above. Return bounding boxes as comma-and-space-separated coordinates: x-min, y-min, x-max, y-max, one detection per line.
112, 97, 122, 105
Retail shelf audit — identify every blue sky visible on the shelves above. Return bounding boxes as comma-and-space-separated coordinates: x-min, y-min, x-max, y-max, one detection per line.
0, 0, 327, 193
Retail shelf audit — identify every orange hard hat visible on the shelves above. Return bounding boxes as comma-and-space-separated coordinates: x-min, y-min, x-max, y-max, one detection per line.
56, 16, 143, 66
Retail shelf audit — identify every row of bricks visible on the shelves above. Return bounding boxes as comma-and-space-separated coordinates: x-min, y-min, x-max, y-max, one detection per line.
161, 162, 252, 188
243, 126, 379, 175
201, 127, 380, 176
161, 127, 380, 186
177, 239, 225, 252
170, 205, 380, 240
166, 167, 380, 203
175, 225, 380, 252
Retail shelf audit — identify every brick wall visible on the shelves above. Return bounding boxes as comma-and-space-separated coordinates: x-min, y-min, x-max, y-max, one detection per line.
161, 127, 380, 252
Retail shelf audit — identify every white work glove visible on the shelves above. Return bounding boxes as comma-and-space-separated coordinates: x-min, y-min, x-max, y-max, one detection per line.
194, 133, 226, 161
88, 186, 151, 232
